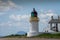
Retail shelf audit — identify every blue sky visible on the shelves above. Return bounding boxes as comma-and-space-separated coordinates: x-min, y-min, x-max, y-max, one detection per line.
0, 0, 60, 36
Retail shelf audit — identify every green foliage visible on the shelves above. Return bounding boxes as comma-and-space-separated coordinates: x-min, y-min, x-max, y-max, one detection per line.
3, 33, 27, 38
33, 33, 60, 38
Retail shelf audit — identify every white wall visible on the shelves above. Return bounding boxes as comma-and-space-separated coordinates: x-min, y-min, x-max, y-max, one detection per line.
58, 23, 60, 31
30, 21, 39, 32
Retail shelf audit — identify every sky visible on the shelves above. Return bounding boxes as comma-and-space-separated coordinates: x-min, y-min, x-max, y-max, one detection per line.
0, 0, 60, 36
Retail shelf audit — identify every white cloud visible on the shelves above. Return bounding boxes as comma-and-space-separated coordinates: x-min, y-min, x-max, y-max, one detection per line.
0, 14, 30, 35
0, 21, 12, 27
0, 14, 30, 28
46, 10, 57, 17
0, 21, 22, 28
40, 10, 57, 19
9, 14, 30, 21
0, 0, 22, 12
9, 14, 21, 21
0, 0, 22, 16
39, 10, 58, 32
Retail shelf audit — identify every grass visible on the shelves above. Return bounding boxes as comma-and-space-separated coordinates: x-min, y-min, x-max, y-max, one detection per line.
33, 33, 60, 38
2, 33, 60, 38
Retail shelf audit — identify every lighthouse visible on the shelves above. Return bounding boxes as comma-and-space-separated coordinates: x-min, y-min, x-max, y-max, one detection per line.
27, 8, 39, 37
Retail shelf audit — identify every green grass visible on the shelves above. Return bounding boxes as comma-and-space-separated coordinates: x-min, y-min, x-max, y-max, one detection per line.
2, 33, 60, 38
33, 33, 60, 38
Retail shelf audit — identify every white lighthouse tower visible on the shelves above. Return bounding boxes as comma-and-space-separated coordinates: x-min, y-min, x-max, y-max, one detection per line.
27, 8, 39, 37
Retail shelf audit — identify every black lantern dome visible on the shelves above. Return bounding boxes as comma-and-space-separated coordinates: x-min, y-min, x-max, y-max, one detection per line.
31, 8, 37, 17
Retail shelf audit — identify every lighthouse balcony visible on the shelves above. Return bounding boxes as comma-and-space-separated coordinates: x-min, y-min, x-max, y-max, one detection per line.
30, 17, 39, 22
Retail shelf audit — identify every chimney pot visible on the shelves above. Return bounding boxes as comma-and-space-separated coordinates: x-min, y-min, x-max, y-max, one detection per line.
58, 16, 60, 20
51, 16, 53, 20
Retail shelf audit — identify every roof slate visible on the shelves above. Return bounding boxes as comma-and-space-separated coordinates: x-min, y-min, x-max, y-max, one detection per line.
49, 19, 60, 23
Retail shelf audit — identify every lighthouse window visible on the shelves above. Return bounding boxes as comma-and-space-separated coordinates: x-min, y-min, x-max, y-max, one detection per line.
31, 12, 37, 17
31, 12, 34, 17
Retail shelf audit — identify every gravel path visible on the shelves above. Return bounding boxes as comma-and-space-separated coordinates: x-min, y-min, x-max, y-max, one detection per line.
0, 38, 60, 40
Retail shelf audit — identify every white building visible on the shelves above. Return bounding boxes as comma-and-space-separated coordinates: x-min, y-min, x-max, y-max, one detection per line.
27, 8, 39, 37
49, 16, 60, 32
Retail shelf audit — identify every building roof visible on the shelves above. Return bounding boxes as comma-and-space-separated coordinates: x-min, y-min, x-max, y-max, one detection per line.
49, 19, 60, 23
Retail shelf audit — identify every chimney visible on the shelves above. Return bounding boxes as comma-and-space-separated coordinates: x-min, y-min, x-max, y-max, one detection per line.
51, 16, 53, 20
58, 16, 60, 20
